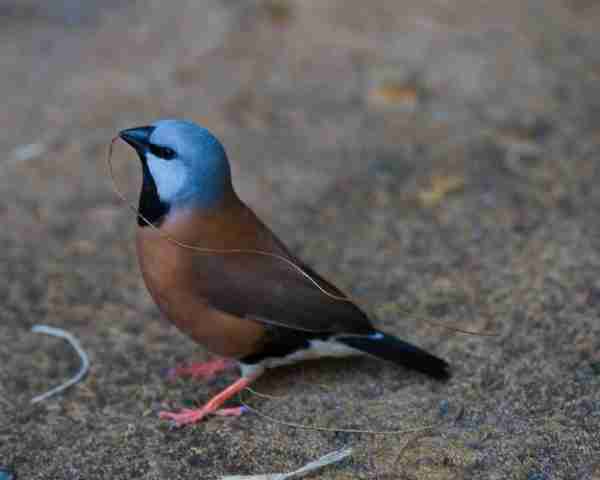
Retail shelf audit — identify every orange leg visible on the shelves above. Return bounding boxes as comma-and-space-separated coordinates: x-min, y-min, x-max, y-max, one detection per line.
159, 372, 260, 427
166, 357, 236, 380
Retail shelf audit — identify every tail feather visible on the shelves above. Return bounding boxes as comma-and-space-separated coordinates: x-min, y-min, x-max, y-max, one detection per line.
337, 331, 450, 380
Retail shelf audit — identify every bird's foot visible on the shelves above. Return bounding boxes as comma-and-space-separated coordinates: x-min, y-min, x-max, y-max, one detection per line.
159, 407, 209, 426
159, 375, 256, 427
159, 405, 248, 427
165, 358, 236, 381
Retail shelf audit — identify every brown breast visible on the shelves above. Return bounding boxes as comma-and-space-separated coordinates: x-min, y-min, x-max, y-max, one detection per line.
135, 200, 270, 359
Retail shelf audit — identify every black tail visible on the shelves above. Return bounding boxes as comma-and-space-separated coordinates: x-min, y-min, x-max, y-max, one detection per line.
337, 331, 450, 380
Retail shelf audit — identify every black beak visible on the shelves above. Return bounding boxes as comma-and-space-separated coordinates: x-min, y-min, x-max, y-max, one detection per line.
119, 126, 155, 157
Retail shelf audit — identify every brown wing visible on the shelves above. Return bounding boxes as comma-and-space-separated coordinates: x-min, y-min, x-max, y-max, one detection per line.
187, 250, 373, 334
184, 213, 374, 335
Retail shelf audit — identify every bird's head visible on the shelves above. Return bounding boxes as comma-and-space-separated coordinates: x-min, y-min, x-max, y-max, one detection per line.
119, 119, 233, 226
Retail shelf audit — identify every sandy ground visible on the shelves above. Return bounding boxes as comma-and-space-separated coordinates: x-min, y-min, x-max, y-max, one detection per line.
1, 0, 600, 478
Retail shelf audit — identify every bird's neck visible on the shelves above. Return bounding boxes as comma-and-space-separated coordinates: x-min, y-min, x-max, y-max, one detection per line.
140, 187, 241, 232
173, 178, 235, 211
150, 194, 247, 248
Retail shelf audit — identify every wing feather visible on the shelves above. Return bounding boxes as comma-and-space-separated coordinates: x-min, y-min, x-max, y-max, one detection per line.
188, 232, 373, 335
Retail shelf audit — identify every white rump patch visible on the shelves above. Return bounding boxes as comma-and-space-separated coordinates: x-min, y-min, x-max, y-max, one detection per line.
258, 338, 364, 371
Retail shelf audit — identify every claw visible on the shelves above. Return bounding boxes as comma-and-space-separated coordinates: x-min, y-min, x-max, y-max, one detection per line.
213, 406, 247, 417
158, 373, 258, 427
159, 408, 209, 426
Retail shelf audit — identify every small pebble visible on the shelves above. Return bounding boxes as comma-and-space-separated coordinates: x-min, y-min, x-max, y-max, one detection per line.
439, 399, 450, 417
0, 466, 16, 480
527, 472, 547, 480
11, 142, 46, 162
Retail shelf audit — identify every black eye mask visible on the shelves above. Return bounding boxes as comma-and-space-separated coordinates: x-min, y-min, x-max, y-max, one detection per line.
149, 144, 177, 160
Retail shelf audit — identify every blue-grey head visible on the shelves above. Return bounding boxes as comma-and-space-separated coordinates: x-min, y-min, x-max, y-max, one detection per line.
119, 119, 233, 226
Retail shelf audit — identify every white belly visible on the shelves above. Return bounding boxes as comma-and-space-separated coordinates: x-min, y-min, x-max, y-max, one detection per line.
240, 338, 364, 378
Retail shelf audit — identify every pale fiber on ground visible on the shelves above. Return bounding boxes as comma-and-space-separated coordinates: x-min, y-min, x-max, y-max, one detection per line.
29, 325, 89, 404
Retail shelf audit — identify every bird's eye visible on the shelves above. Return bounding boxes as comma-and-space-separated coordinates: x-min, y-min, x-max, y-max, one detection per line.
149, 144, 176, 160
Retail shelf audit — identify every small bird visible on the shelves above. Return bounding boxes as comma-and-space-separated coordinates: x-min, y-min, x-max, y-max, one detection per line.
119, 119, 450, 426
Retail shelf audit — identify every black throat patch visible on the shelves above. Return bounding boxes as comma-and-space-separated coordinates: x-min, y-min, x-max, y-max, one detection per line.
138, 160, 169, 227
